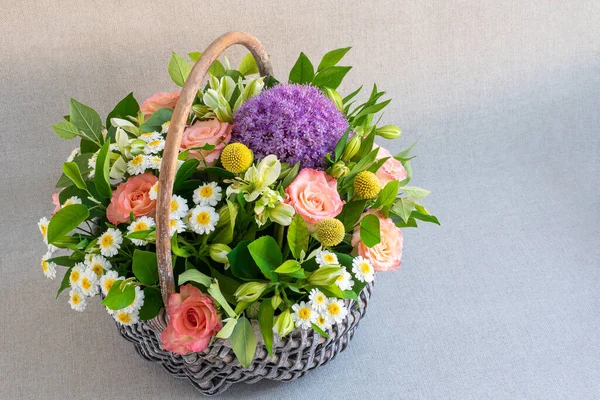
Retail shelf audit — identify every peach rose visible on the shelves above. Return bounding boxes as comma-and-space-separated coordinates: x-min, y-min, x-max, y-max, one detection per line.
106, 173, 158, 225
180, 119, 232, 167
284, 168, 345, 226
374, 145, 407, 186
140, 91, 180, 117
161, 284, 222, 354
351, 212, 403, 271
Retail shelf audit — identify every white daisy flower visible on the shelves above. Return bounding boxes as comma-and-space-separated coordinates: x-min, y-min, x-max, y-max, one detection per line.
38, 217, 49, 244
147, 155, 162, 170
88, 152, 99, 169
308, 289, 328, 312
161, 121, 170, 134
291, 301, 316, 329
325, 299, 348, 325
149, 181, 159, 200
169, 218, 186, 237
113, 308, 139, 326
109, 143, 119, 152
69, 263, 86, 287
314, 313, 332, 331
98, 228, 123, 257
316, 250, 338, 266
86, 254, 111, 277
88, 169, 96, 179
352, 256, 375, 283
139, 131, 162, 143
335, 271, 355, 291
127, 216, 155, 246
126, 286, 145, 312
99, 270, 120, 296
144, 138, 166, 154
193, 182, 222, 206
170, 195, 189, 219
79, 269, 99, 297
47, 244, 59, 253
67, 147, 80, 162
127, 154, 149, 175
68, 288, 87, 312
41, 252, 57, 280
62, 196, 82, 208
188, 206, 219, 235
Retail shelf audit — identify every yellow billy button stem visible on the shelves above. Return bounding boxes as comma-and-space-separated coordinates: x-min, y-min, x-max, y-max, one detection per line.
354, 171, 381, 199
220, 143, 254, 174
316, 218, 346, 247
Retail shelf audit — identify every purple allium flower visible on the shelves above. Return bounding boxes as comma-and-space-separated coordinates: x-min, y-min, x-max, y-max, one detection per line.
231, 84, 349, 169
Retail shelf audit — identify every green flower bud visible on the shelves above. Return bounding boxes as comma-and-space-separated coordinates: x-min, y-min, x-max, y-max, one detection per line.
272, 309, 294, 337
208, 243, 231, 265
323, 88, 343, 112
341, 134, 361, 162
307, 265, 345, 286
330, 161, 349, 179
129, 139, 146, 156
234, 281, 270, 303
271, 294, 282, 310
376, 125, 402, 139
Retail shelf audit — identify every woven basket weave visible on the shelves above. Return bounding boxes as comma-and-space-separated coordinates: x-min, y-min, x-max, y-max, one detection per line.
114, 31, 375, 396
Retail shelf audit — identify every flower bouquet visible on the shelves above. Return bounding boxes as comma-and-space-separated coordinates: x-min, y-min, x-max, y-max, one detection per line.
38, 32, 438, 395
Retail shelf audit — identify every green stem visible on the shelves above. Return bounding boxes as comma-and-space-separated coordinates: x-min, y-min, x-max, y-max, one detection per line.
274, 224, 284, 249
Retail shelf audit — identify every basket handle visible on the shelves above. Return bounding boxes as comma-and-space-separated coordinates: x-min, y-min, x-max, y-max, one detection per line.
155, 31, 273, 306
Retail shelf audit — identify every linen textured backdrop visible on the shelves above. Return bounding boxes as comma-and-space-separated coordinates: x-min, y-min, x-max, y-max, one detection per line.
1, 1, 598, 399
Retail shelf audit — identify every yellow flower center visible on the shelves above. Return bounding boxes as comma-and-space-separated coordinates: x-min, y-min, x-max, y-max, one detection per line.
117, 312, 132, 324
171, 200, 179, 212
196, 212, 210, 225
315, 294, 326, 304
328, 303, 340, 316
323, 254, 336, 263
91, 264, 103, 276
134, 221, 148, 231
40, 225, 48, 238
148, 139, 161, 147
169, 219, 178, 228
63, 200, 73, 207
317, 315, 327, 325
200, 186, 213, 198
360, 262, 371, 274
298, 307, 312, 320
71, 294, 81, 305
101, 235, 114, 247
70, 270, 80, 283
104, 279, 115, 293
132, 155, 144, 166
81, 278, 92, 291
41, 260, 49, 272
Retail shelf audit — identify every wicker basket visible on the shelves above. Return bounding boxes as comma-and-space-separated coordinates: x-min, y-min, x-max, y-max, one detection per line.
114, 32, 375, 396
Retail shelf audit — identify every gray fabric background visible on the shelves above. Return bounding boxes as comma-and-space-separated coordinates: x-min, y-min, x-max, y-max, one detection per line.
1, 1, 598, 399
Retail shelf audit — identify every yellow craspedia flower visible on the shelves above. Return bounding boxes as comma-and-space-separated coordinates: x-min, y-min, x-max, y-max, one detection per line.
316, 218, 345, 247
220, 143, 253, 174
354, 171, 381, 199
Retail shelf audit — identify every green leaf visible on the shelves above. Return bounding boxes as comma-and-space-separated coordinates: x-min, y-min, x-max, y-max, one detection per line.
280, 162, 301, 189
312, 66, 352, 89
342, 85, 363, 104
47, 256, 78, 267
173, 158, 200, 192
258, 301, 274, 357
94, 141, 112, 198
337, 200, 367, 231
70, 99, 102, 144
394, 216, 418, 228
288, 52, 314, 84
398, 159, 412, 186
334, 129, 350, 162
216, 317, 238, 339
287, 213, 309, 259
106, 92, 139, 128
56, 153, 93, 188
102, 280, 135, 310
317, 47, 351, 71
139, 108, 173, 132
230, 317, 257, 368
212, 199, 238, 245
56, 267, 73, 298
47, 204, 89, 244
207, 280, 236, 318
353, 99, 391, 121
411, 210, 440, 225
138, 287, 163, 320
227, 240, 262, 280
359, 214, 380, 248
168, 52, 192, 86
247, 236, 282, 281
395, 138, 420, 160
61, 162, 87, 191
401, 186, 431, 199
178, 269, 212, 287
170, 233, 191, 258
132, 250, 159, 285
125, 229, 154, 240
374, 180, 400, 208
391, 197, 415, 222
209, 60, 226, 77
188, 51, 201, 62
275, 260, 302, 274
311, 323, 330, 339
238, 53, 259, 76
52, 121, 79, 140
209, 267, 243, 304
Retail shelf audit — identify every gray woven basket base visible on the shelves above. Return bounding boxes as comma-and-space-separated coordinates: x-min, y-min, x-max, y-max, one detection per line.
115, 282, 373, 396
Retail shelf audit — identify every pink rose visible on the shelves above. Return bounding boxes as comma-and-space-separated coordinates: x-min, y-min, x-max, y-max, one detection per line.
51, 193, 61, 215
374, 145, 407, 186
161, 284, 223, 355
106, 173, 158, 225
180, 119, 232, 167
140, 91, 180, 118
351, 212, 404, 271
284, 168, 345, 226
